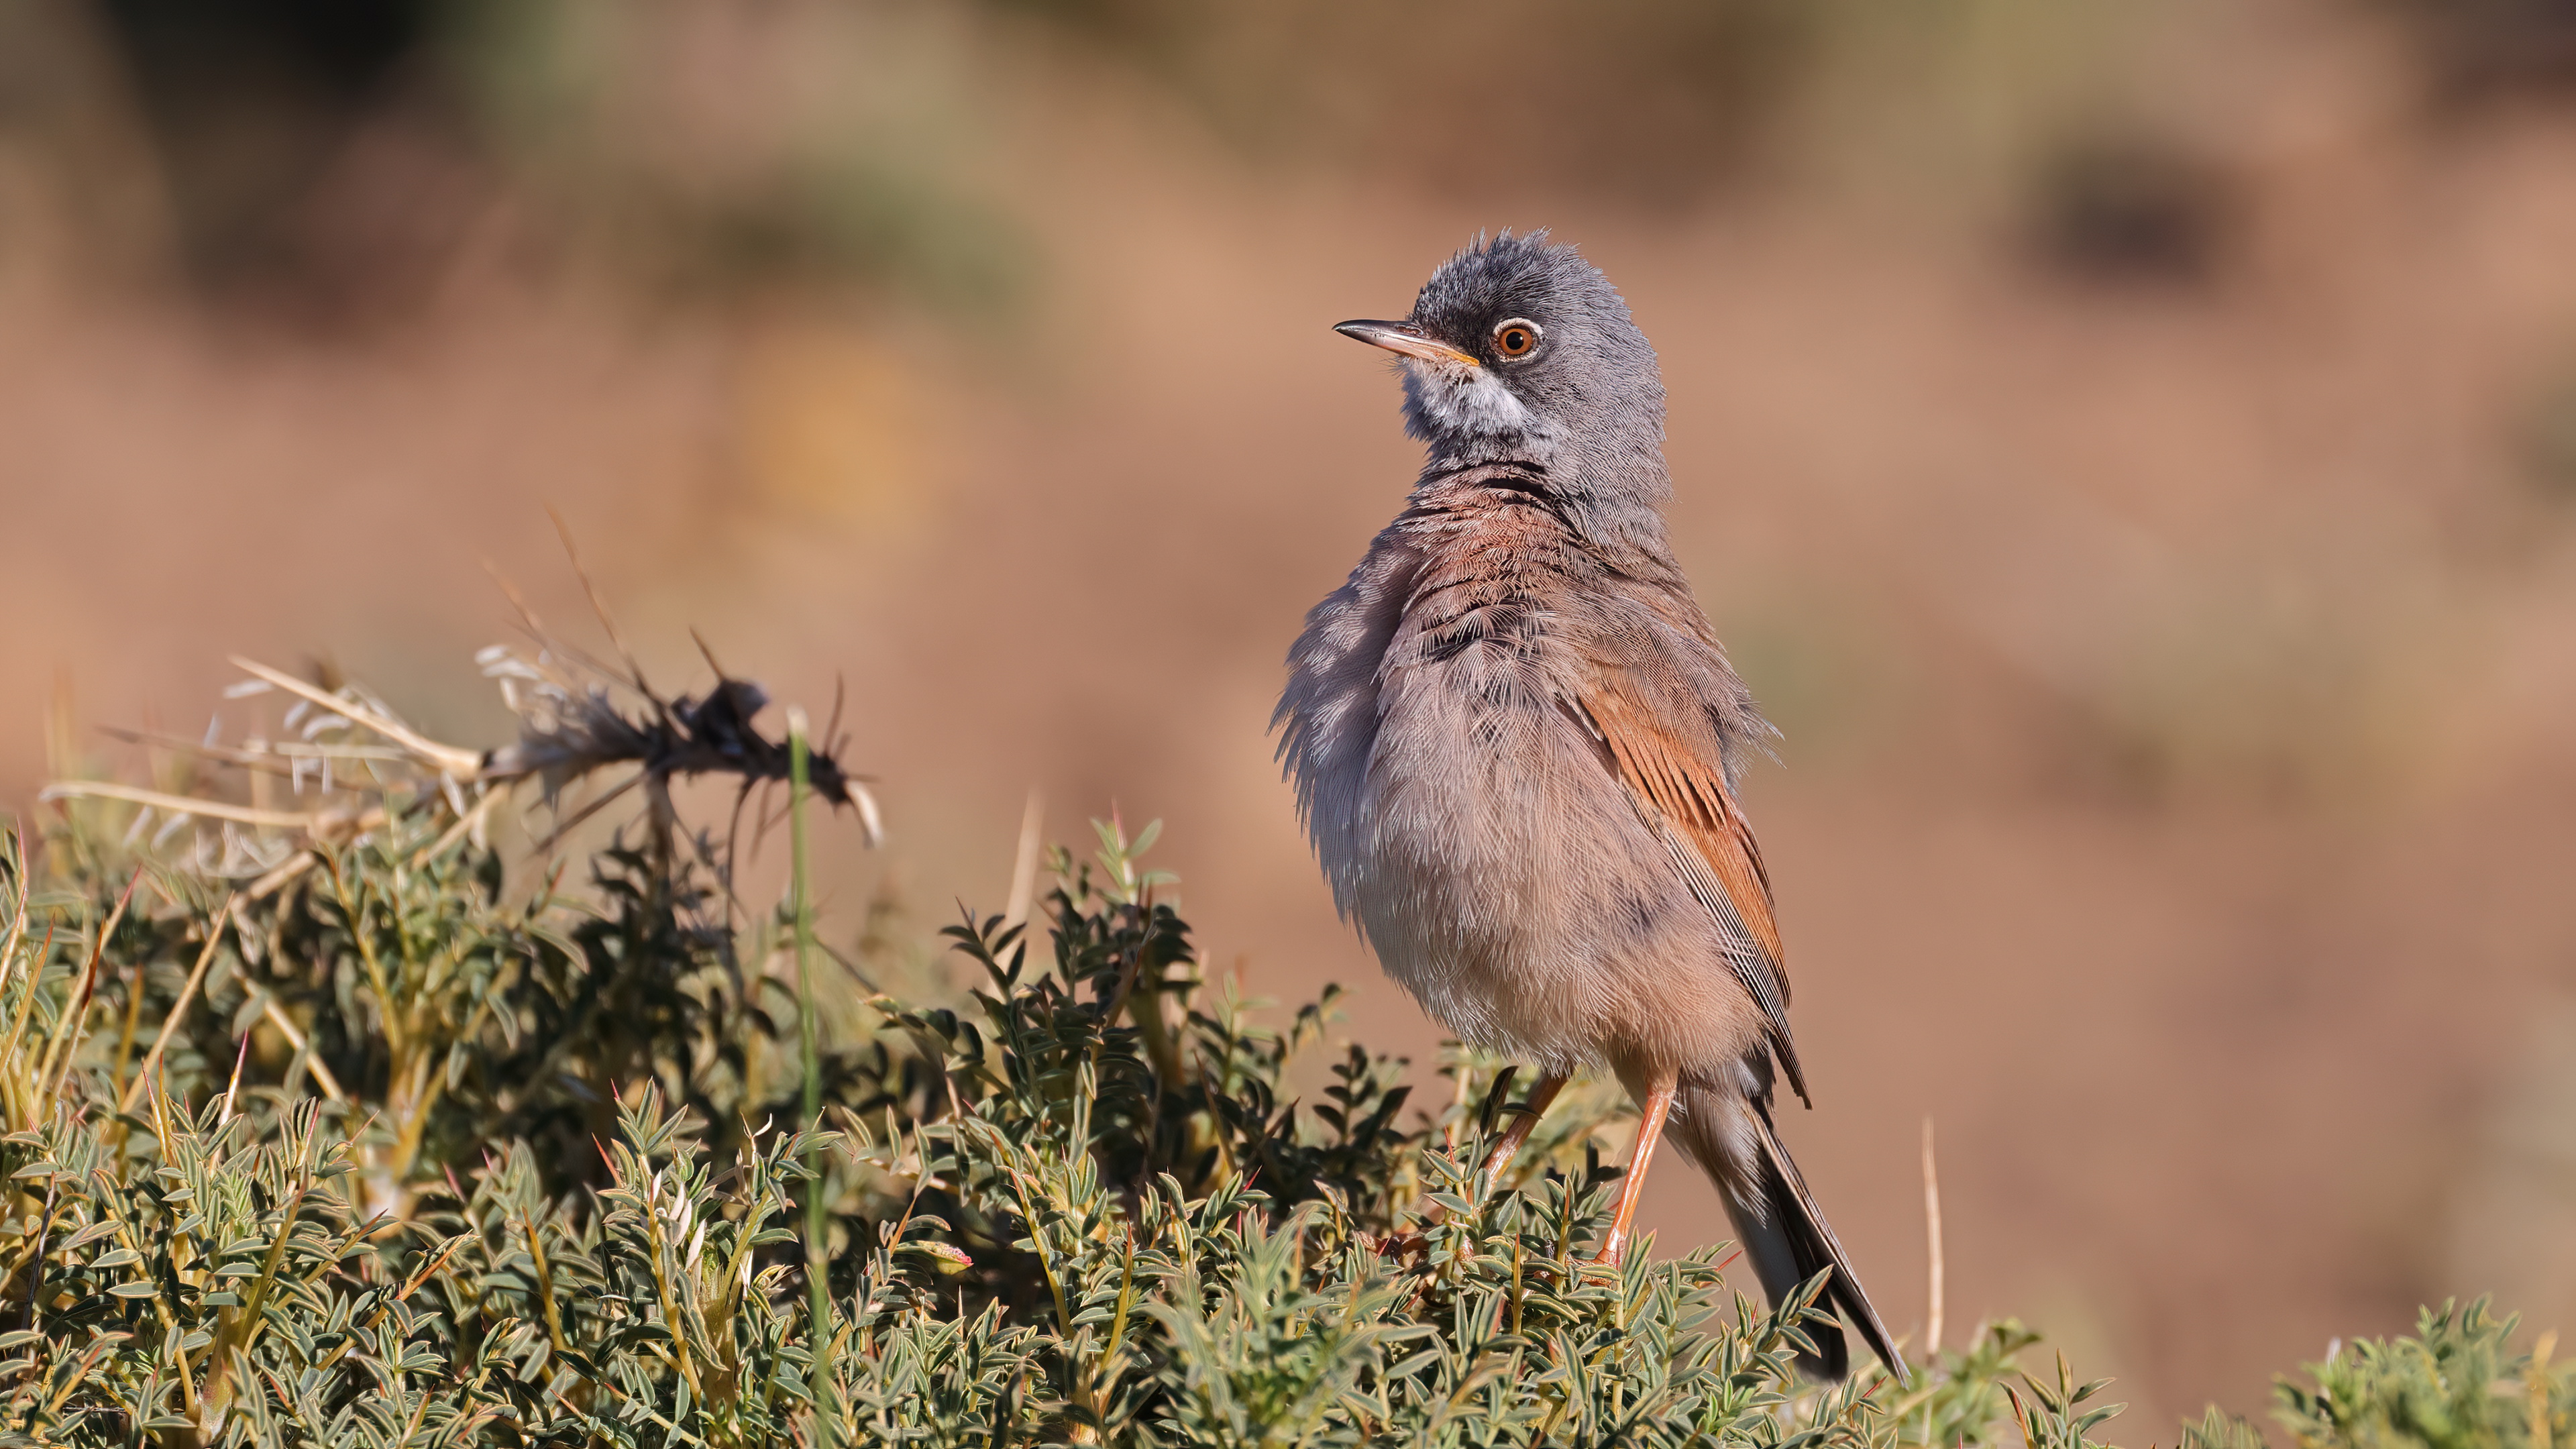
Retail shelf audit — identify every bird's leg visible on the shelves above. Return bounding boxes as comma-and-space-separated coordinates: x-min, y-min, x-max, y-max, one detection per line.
1594, 1074, 1676, 1267
1478, 1071, 1568, 1185
1374, 1071, 1574, 1263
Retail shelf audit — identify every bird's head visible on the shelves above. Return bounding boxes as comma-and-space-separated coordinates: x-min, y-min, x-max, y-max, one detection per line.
1336, 231, 1666, 482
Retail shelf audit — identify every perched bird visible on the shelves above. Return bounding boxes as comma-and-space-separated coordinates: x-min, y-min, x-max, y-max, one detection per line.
1275, 231, 1906, 1383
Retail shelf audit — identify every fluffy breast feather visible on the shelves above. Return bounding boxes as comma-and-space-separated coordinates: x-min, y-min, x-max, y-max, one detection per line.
1277, 481, 1774, 1074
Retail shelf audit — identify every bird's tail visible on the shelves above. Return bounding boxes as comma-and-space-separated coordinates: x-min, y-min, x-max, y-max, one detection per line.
1669, 1078, 1909, 1385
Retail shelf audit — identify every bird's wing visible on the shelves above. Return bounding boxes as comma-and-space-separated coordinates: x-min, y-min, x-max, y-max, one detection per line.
1565, 679, 1809, 1105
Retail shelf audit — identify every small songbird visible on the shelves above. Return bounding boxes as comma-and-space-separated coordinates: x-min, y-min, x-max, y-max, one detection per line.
1275, 231, 1905, 1383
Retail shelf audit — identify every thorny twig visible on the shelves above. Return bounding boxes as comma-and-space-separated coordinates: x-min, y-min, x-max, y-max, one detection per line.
41, 563, 879, 887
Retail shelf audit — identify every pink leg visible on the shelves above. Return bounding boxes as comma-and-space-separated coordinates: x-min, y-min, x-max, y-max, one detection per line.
1377, 1070, 1574, 1261
1478, 1071, 1568, 1184
1595, 1074, 1676, 1267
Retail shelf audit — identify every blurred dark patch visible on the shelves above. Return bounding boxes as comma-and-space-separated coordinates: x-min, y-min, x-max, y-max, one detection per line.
989, 0, 1813, 203
574, 152, 1027, 318
2027, 136, 2232, 286
2380, 0, 2576, 102
2522, 360, 2576, 499
434, 0, 1029, 319
84, 0, 1025, 324
97, 0, 468, 320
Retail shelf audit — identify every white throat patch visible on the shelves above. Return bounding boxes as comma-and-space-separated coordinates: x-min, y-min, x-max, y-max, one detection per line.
1405, 360, 1545, 443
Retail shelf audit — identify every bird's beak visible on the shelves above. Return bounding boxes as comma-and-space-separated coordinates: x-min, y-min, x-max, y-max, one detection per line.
1333, 319, 1479, 368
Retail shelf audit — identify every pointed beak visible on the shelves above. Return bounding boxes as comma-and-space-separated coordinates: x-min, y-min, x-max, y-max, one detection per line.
1333, 319, 1479, 368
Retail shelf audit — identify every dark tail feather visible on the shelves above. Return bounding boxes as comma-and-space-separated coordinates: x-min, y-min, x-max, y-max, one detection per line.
1672, 1080, 1910, 1385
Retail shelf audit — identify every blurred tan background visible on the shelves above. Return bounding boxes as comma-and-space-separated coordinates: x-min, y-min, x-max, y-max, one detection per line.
6, 0, 2576, 1428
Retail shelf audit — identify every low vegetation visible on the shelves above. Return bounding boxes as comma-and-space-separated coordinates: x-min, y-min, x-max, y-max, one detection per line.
0, 645, 2566, 1446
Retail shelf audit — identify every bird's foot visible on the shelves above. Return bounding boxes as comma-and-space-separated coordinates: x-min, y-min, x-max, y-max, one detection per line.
1371, 1229, 1432, 1263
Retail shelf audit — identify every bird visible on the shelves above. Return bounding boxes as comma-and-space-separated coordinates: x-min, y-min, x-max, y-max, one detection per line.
1273, 231, 1907, 1383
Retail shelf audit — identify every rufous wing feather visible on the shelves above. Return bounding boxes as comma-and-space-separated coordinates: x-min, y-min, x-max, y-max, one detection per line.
1566, 682, 1809, 1104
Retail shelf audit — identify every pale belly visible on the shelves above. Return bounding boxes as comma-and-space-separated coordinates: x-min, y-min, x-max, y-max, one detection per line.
1320, 657, 1764, 1078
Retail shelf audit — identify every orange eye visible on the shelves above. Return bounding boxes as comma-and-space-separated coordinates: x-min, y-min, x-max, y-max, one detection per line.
1492, 319, 1542, 359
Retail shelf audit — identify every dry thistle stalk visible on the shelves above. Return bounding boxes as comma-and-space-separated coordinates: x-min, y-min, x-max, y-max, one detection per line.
42, 629, 877, 889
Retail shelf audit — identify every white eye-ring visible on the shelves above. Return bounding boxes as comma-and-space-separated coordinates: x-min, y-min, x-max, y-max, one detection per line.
1491, 318, 1542, 360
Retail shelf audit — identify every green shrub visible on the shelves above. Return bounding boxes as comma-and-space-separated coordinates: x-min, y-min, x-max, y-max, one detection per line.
2261, 1300, 2569, 1449
1, 655, 2565, 1446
